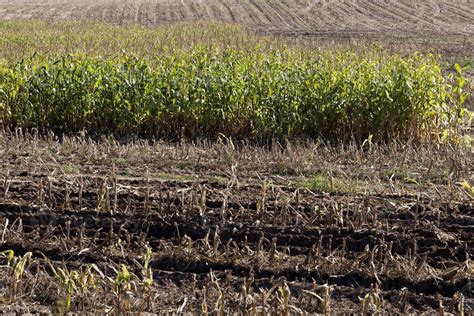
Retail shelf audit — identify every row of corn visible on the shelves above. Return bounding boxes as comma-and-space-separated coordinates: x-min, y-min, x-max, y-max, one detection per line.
0, 48, 468, 141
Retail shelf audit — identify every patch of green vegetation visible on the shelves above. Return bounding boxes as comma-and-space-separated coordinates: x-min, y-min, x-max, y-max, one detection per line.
386, 166, 410, 181
385, 166, 422, 185
149, 172, 229, 185
0, 21, 469, 143
153, 172, 196, 183
449, 56, 474, 73
173, 161, 196, 170
429, 168, 452, 184
293, 172, 353, 193
61, 163, 79, 175
208, 175, 230, 185
111, 157, 128, 166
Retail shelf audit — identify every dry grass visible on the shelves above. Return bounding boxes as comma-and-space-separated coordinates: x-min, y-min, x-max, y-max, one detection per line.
0, 130, 472, 199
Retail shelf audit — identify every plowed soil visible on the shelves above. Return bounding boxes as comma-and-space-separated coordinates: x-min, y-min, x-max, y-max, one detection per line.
0, 0, 472, 39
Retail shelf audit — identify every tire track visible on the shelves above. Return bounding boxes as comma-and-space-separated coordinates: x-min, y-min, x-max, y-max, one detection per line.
337, 0, 381, 32
367, 0, 413, 28
321, 2, 351, 30
390, 1, 437, 28
140, 1, 156, 25
152, 0, 166, 24
179, 0, 197, 20
425, 2, 454, 25
155, 0, 172, 22
168, 1, 183, 22
81, 3, 97, 21
415, 1, 460, 35
198, 0, 214, 20
187, 0, 207, 20
167, 1, 180, 22
117, 2, 130, 24
219, 0, 236, 23
247, 0, 273, 26
57, 4, 72, 19
321, 3, 344, 31
360, 1, 429, 36
259, 0, 293, 30
209, 0, 234, 23
438, 2, 474, 24
298, 0, 328, 29
298, 0, 318, 15
148, 0, 160, 24
356, 0, 404, 25
132, 2, 140, 24
347, 0, 387, 31
210, 0, 228, 21
224, 0, 257, 26
273, 0, 309, 30
137, 2, 149, 26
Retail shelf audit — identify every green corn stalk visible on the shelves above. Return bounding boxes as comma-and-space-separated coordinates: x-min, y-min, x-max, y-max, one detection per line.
133, 245, 154, 311
0, 48, 466, 143
75, 266, 97, 310
55, 267, 78, 312
43, 254, 99, 312
107, 263, 134, 314
0, 250, 32, 300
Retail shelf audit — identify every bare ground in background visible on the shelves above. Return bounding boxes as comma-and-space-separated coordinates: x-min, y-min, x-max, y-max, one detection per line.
0, 0, 472, 39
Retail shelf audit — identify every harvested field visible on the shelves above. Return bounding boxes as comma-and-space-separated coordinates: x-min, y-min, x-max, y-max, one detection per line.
0, 0, 473, 314
0, 134, 473, 313
0, 0, 472, 39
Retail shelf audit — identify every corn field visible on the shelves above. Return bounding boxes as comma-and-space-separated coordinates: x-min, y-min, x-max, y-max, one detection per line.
0, 48, 468, 141
0, 15, 472, 315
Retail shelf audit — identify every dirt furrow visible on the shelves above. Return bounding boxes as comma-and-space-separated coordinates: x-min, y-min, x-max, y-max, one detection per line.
247, 0, 274, 26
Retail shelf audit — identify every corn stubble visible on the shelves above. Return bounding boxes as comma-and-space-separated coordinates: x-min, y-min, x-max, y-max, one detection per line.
0, 156, 471, 314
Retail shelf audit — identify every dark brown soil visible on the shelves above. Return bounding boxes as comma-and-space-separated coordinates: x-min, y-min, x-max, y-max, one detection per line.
0, 138, 472, 314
